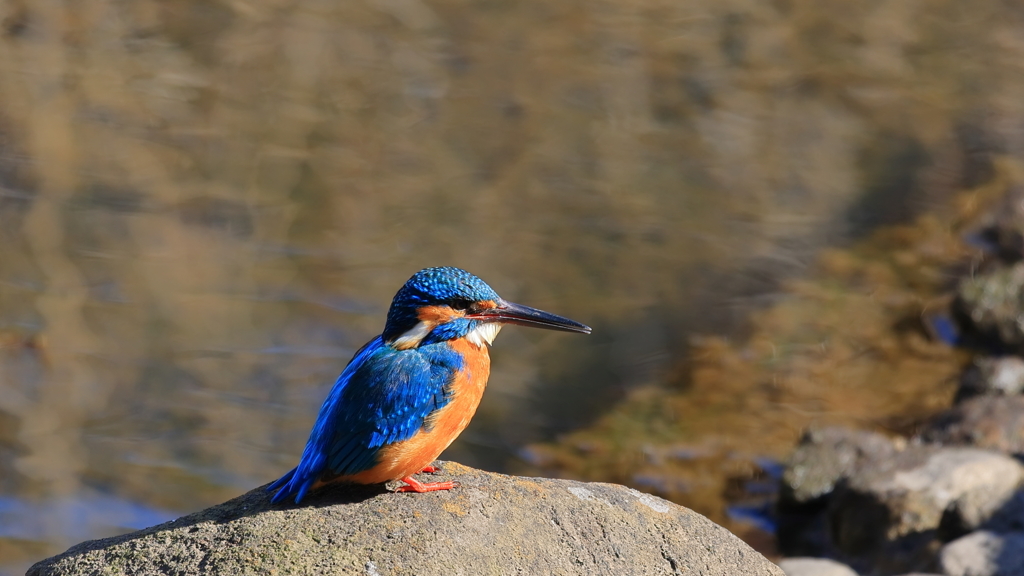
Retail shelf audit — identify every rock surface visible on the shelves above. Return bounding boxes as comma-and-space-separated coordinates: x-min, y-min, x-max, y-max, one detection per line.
782, 427, 897, 505
973, 491, 1024, 534
28, 462, 782, 576
939, 530, 1024, 576
922, 396, 1024, 456
829, 446, 1023, 571
955, 263, 1024, 352
777, 427, 899, 559
777, 557, 858, 576
956, 357, 1024, 403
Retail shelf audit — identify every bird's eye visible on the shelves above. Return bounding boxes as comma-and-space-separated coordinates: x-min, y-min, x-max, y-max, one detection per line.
451, 299, 473, 311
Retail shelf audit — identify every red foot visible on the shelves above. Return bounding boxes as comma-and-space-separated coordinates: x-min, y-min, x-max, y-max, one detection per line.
419, 465, 440, 474
395, 476, 459, 493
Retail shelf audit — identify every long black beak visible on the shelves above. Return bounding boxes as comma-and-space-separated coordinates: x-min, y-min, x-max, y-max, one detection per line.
468, 300, 592, 334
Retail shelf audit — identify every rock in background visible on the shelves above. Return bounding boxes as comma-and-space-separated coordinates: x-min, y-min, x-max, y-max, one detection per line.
778, 557, 859, 576
778, 427, 898, 558
778, 428, 1024, 574
28, 463, 782, 576
939, 531, 1024, 576
922, 396, 1024, 455
955, 357, 1024, 403
831, 446, 1023, 572
955, 264, 1024, 353
776, 190, 1024, 575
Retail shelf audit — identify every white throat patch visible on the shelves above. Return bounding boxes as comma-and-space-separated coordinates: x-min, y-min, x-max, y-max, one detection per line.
466, 322, 502, 347
391, 321, 433, 350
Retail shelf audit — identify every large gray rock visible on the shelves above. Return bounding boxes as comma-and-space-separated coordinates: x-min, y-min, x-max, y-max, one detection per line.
28, 462, 782, 576
939, 530, 1024, 576
830, 446, 1024, 572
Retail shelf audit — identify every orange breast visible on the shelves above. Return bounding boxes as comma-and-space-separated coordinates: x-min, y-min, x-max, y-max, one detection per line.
342, 337, 491, 485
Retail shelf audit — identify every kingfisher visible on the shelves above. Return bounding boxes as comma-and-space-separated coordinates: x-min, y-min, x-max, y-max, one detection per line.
269, 266, 591, 503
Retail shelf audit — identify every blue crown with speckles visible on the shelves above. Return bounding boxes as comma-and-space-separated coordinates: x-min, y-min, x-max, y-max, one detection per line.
383, 267, 500, 340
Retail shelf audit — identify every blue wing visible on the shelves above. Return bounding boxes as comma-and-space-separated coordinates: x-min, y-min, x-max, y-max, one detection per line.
269, 336, 463, 503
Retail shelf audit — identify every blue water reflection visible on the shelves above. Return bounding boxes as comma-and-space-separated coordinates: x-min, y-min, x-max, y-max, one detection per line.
0, 494, 176, 542
0, 493, 177, 576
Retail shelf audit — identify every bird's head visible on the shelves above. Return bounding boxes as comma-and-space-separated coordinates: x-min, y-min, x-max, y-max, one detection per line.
382, 266, 591, 349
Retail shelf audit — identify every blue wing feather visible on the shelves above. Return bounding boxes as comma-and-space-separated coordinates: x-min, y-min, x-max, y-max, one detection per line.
270, 335, 463, 503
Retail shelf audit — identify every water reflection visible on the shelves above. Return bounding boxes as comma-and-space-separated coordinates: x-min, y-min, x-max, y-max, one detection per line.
0, 493, 175, 546
0, 491, 175, 576
1, 0, 1023, 571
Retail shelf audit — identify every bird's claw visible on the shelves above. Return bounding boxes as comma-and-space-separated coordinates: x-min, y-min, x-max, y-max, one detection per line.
395, 476, 459, 493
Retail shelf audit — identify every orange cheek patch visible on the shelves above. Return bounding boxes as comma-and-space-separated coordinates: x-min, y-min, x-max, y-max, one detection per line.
417, 305, 462, 324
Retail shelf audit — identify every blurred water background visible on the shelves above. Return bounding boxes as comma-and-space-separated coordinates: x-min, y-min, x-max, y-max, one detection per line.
2, 0, 1024, 572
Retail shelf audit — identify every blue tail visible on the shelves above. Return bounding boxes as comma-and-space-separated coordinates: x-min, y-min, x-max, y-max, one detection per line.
268, 467, 298, 503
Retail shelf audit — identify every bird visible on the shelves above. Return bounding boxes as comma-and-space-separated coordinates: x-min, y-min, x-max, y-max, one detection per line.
269, 266, 591, 503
